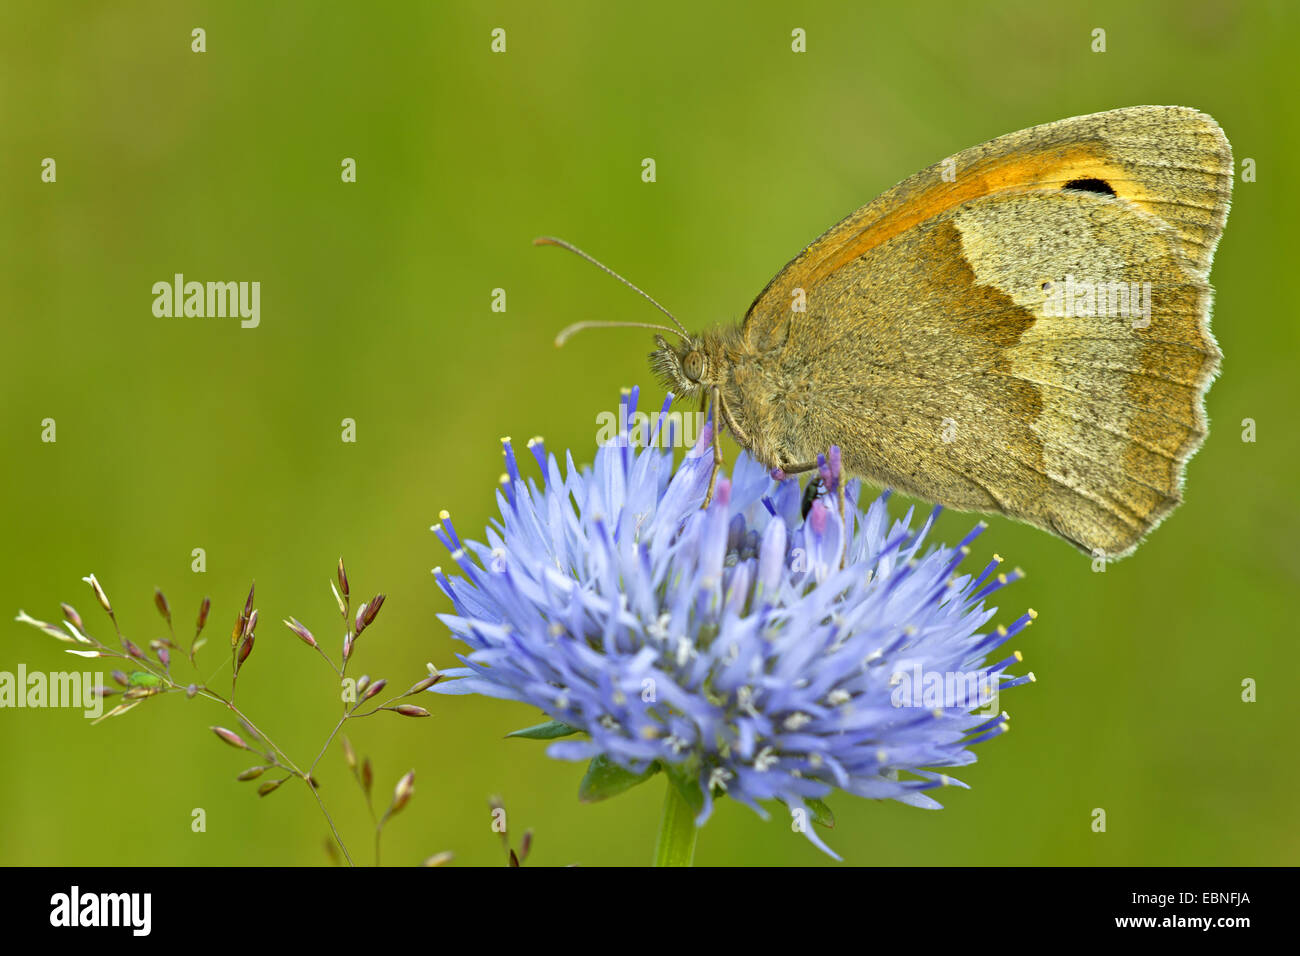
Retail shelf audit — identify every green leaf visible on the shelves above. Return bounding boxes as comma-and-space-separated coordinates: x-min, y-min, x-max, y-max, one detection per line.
506, 719, 581, 740
578, 755, 660, 803
805, 797, 835, 829
663, 760, 705, 817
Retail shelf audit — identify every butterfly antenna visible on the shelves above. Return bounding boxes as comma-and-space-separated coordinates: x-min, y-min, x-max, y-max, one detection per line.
554, 319, 685, 347
534, 236, 692, 341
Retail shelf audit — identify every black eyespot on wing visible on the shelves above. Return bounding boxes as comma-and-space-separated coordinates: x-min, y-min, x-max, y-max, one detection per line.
1062, 177, 1117, 197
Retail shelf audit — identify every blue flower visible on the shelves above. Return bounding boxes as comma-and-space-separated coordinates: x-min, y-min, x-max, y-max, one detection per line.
431, 388, 1034, 857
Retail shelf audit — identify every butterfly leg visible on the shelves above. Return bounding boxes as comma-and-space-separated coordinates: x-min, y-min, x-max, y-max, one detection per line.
772, 460, 818, 479
702, 387, 724, 508
718, 396, 750, 448
837, 479, 848, 569
704, 391, 761, 507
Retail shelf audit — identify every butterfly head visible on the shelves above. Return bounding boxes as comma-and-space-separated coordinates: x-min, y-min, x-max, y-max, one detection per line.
651, 334, 715, 400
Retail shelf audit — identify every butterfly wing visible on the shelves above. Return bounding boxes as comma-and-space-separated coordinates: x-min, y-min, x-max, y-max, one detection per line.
739, 106, 1232, 556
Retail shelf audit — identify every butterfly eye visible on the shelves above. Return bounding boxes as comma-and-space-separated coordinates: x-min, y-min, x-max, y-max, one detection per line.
683, 351, 705, 382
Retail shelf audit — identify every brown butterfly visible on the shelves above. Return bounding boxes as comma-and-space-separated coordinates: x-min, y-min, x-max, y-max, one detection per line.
541, 106, 1232, 558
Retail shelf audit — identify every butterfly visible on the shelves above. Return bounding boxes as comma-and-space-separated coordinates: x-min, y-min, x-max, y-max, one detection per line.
541, 106, 1232, 558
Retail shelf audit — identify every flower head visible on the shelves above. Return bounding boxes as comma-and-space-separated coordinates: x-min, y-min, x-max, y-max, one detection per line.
432, 388, 1034, 857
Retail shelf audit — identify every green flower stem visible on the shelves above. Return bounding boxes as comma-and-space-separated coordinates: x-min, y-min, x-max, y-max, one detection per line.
653, 779, 699, 867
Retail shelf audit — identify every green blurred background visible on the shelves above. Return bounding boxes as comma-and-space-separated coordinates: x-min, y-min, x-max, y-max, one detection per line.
1, 0, 1295, 866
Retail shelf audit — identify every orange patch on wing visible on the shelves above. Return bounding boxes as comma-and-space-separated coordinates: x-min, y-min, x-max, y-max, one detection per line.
771, 145, 1152, 299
